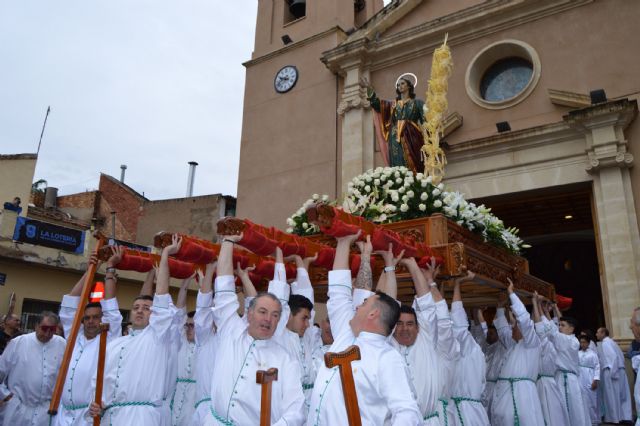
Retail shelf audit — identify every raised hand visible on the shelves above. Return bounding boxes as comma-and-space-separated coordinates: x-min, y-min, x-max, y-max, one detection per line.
356, 234, 373, 257
106, 245, 125, 268
219, 232, 243, 243
235, 262, 256, 280
165, 234, 182, 256
421, 256, 441, 283
506, 278, 514, 295
302, 253, 318, 270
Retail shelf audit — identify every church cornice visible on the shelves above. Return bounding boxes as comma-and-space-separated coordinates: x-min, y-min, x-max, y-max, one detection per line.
322, 0, 593, 74
243, 27, 347, 68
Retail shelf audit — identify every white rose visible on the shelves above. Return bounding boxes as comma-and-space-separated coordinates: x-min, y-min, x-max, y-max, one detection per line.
419, 204, 426, 211
302, 222, 309, 229
437, 183, 444, 190
432, 189, 441, 196
416, 173, 424, 180
434, 200, 442, 208
379, 214, 387, 222
400, 204, 409, 212
394, 171, 400, 178
407, 190, 414, 198
297, 208, 305, 215
380, 175, 387, 182
388, 205, 397, 212
365, 185, 371, 192
286, 227, 294, 233
374, 179, 380, 186
420, 192, 428, 201
391, 193, 399, 202
402, 195, 409, 202
426, 176, 433, 183
398, 187, 405, 193
286, 218, 295, 226
312, 193, 319, 200
421, 180, 428, 188
365, 176, 372, 183
322, 194, 329, 202
395, 178, 402, 184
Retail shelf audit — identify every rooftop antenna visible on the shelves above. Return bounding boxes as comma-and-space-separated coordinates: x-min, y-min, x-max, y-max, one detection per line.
36, 106, 51, 156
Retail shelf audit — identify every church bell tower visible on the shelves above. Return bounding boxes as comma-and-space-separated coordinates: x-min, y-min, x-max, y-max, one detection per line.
236, 0, 383, 227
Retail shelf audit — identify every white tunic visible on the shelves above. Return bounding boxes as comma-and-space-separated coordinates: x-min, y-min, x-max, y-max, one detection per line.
170, 337, 197, 426
597, 336, 631, 422
54, 295, 122, 426
389, 292, 457, 425
190, 291, 217, 426
307, 269, 422, 426
98, 294, 174, 425
631, 355, 640, 426
201, 275, 305, 426
533, 323, 569, 426
481, 328, 508, 413
577, 348, 600, 425
536, 320, 589, 426
446, 301, 490, 426
490, 293, 545, 426
268, 269, 322, 413
0, 332, 66, 426
161, 306, 186, 426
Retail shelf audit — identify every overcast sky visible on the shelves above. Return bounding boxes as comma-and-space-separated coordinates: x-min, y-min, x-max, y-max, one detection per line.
0, 1, 258, 199
1, 1, 391, 200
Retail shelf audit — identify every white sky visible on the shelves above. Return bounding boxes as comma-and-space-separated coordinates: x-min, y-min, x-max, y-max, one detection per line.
0, 1, 391, 200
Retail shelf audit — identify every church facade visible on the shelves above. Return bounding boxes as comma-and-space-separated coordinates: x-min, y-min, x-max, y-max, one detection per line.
236, 0, 640, 339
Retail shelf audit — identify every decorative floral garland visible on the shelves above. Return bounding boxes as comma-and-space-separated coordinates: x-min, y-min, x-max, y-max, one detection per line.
286, 166, 529, 255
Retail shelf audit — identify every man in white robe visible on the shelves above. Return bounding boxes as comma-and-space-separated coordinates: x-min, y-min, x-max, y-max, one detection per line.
534, 299, 589, 426
577, 335, 600, 425
446, 271, 490, 426
268, 252, 322, 414
396, 256, 459, 425
55, 249, 123, 426
531, 304, 569, 426
170, 311, 197, 426
88, 235, 181, 424
201, 234, 305, 426
307, 232, 422, 426
490, 281, 545, 426
596, 326, 632, 423
0, 311, 66, 426
474, 309, 508, 415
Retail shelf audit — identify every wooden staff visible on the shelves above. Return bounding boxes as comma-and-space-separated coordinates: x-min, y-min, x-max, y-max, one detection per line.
48, 235, 105, 415
325, 345, 362, 426
93, 323, 110, 426
256, 368, 278, 426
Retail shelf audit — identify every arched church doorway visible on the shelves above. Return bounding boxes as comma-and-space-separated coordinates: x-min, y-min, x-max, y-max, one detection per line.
472, 182, 604, 333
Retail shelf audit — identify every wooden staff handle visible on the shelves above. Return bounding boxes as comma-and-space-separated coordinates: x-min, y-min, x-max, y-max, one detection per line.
325, 345, 362, 426
48, 236, 106, 415
93, 323, 110, 426
256, 368, 278, 426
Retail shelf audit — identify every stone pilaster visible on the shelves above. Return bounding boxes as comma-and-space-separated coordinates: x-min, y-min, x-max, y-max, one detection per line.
566, 99, 639, 338
337, 65, 374, 196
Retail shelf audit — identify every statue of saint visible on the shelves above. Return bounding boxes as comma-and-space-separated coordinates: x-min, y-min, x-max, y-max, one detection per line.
360, 74, 425, 172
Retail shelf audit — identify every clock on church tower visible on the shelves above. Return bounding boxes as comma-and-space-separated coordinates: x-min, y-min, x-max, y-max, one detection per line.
236, 0, 384, 227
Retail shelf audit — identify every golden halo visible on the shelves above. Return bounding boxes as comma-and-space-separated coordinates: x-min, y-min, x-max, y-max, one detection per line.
395, 73, 418, 90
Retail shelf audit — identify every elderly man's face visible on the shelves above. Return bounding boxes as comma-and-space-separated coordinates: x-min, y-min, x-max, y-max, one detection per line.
36, 317, 58, 343
247, 296, 281, 340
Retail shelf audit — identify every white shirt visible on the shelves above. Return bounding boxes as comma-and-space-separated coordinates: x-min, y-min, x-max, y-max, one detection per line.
191, 290, 218, 425
578, 349, 600, 386
307, 269, 422, 426
170, 336, 197, 426
98, 294, 174, 425
203, 275, 305, 426
389, 292, 457, 419
0, 332, 66, 426
54, 295, 122, 426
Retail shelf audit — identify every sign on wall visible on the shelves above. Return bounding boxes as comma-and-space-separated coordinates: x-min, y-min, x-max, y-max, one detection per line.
0, 273, 5, 286
13, 217, 85, 254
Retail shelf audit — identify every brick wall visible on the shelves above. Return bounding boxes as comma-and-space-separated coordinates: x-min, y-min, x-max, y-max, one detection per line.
97, 175, 145, 242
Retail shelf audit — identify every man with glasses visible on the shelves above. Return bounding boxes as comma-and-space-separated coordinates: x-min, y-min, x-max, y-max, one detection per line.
0, 310, 66, 425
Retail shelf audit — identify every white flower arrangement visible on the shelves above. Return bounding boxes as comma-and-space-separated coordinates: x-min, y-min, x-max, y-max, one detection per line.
287, 167, 528, 254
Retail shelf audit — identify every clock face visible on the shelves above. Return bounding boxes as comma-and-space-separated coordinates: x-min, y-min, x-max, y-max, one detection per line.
274, 65, 298, 93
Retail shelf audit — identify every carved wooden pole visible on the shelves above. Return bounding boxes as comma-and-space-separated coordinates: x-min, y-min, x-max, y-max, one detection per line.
256, 368, 278, 426
48, 235, 105, 415
93, 323, 110, 426
325, 345, 362, 426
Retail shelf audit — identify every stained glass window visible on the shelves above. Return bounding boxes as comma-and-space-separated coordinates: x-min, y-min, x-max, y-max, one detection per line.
480, 57, 534, 102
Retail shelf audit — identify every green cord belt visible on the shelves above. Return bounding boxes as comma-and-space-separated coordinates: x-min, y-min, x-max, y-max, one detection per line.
557, 369, 576, 419
450, 397, 483, 426
210, 406, 235, 426
424, 410, 439, 420
194, 397, 211, 409
176, 377, 196, 384
438, 398, 449, 426
537, 373, 555, 381
302, 383, 314, 390
104, 401, 158, 411
62, 403, 89, 411
496, 377, 535, 426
